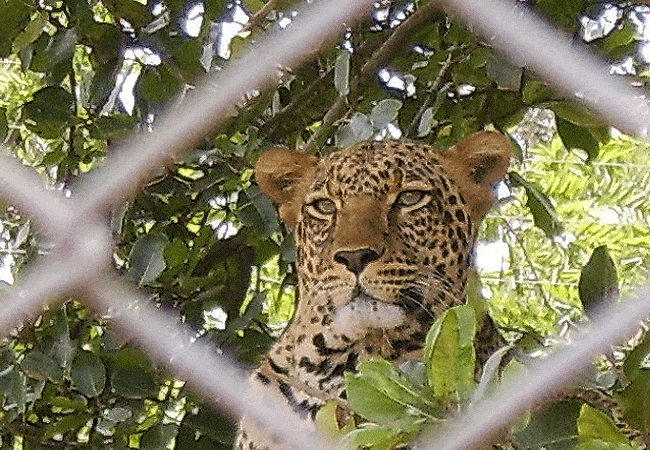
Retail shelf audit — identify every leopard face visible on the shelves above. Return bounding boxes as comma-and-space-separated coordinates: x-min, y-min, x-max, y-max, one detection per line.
294, 141, 477, 337
237, 132, 510, 450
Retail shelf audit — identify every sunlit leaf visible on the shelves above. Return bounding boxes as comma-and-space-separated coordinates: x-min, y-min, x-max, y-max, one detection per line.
577, 404, 628, 444
424, 305, 476, 403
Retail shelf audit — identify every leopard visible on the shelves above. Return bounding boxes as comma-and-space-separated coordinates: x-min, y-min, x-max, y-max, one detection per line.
235, 131, 512, 450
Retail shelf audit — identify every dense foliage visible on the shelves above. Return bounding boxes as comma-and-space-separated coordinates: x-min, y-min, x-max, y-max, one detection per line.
1, 0, 650, 448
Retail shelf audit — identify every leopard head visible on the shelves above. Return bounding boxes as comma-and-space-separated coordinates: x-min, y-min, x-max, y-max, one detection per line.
255, 132, 510, 354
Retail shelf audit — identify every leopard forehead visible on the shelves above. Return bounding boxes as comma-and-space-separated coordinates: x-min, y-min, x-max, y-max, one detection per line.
311, 140, 450, 198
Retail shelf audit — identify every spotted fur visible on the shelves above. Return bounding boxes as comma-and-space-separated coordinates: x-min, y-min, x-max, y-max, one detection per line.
236, 132, 512, 450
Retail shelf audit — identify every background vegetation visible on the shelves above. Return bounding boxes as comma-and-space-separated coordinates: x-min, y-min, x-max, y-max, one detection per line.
1, 0, 650, 448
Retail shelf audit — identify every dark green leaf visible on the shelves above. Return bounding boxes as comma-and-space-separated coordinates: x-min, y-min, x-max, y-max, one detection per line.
556, 118, 600, 161
71, 351, 106, 397
536, 0, 586, 29
578, 245, 618, 318
136, 65, 185, 104
0, 365, 27, 416
486, 53, 522, 91
44, 413, 92, 439
0, 107, 7, 142
574, 441, 636, 450
141, 424, 178, 450
516, 400, 582, 450
20, 350, 63, 382
0, 0, 32, 57
22, 86, 75, 138
127, 233, 169, 285
543, 101, 604, 127
510, 172, 562, 237
109, 348, 159, 399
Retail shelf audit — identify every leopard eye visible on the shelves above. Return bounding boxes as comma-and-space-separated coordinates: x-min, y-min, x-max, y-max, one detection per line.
309, 198, 336, 215
395, 190, 428, 207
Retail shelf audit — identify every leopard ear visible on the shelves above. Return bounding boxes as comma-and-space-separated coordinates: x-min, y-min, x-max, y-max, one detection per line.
255, 147, 318, 226
442, 131, 512, 221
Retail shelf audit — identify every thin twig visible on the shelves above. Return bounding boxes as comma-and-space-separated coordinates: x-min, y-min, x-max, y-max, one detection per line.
405, 54, 459, 138
241, 0, 281, 33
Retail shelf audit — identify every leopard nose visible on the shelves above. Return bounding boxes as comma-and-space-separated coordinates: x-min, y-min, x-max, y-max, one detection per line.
334, 248, 382, 276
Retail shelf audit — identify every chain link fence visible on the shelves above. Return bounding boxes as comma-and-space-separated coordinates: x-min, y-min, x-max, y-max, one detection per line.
0, 1, 649, 449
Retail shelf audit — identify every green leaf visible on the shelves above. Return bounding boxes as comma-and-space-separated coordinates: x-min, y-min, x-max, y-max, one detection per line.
369, 99, 402, 129
556, 118, 600, 161
315, 400, 354, 437
0, 107, 7, 142
345, 367, 408, 424
49, 394, 88, 411
573, 440, 636, 450
486, 53, 522, 91
577, 404, 628, 444
0, 365, 27, 415
127, 233, 169, 285
424, 305, 476, 403
536, 0, 586, 29
601, 22, 637, 56
22, 86, 75, 139
616, 332, 650, 433
140, 424, 177, 450
71, 351, 106, 397
335, 113, 373, 147
44, 413, 92, 439
0, 0, 32, 57
109, 348, 159, 399
515, 400, 581, 450
11, 11, 48, 53
20, 350, 63, 383
417, 107, 436, 137
164, 237, 189, 267
334, 50, 350, 96
542, 101, 604, 127
341, 426, 397, 450
136, 65, 184, 104
510, 172, 562, 237
578, 245, 618, 319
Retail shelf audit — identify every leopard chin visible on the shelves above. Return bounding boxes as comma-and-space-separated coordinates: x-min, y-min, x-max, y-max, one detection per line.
329, 291, 407, 339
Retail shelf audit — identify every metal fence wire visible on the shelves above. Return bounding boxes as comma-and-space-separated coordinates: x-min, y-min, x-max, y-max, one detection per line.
1, 0, 650, 449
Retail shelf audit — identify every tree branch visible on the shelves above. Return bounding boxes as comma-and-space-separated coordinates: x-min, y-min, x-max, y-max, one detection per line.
302, 0, 443, 153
